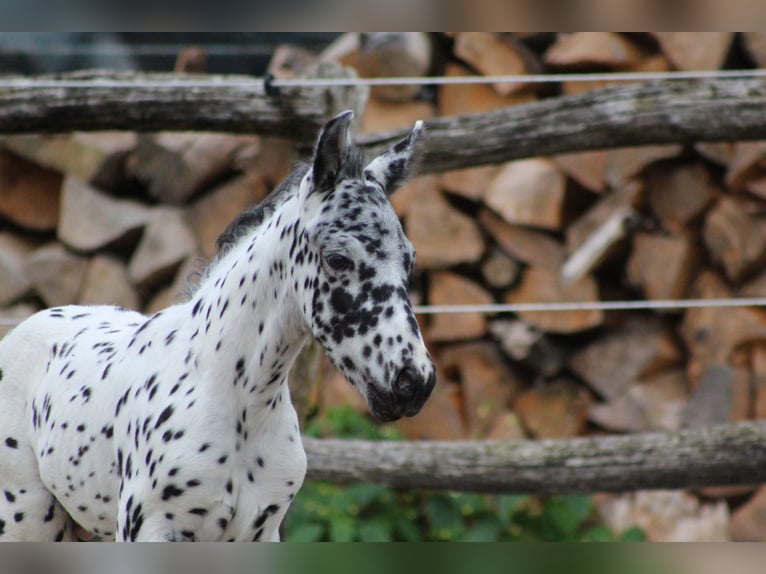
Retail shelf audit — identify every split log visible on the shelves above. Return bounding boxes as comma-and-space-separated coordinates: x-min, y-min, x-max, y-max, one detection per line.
561, 205, 636, 285
427, 272, 493, 341
79, 255, 140, 310
0, 149, 61, 231
744, 33, 766, 68
682, 365, 752, 426
588, 369, 689, 434
57, 176, 150, 253
646, 161, 720, 233
552, 150, 609, 193
569, 316, 682, 400
127, 132, 251, 205
730, 486, 766, 541
566, 181, 642, 254
561, 53, 672, 96
357, 33, 434, 102
544, 32, 646, 69
479, 209, 564, 270
127, 207, 198, 290
752, 344, 766, 419
437, 62, 536, 118
514, 379, 592, 439
489, 319, 566, 378
652, 32, 733, 71
25, 243, 87, 307
3, 132, 136, 189
725, 141, 766, 191
504, 267, 603, 334
453, 33, 539, 95
440, 342, 524, 437
703, 196, 766, 282
184, 172, 269, 259
303, 421, 766, 493
484, 158, 569, 231
626, 232, 701, 300
362, 98, 435, 134
405, 187, 484, 269
605, 144, 683, 189
480, 247, 521, 289
0, 233, 34, 306
680, 271, 766, 379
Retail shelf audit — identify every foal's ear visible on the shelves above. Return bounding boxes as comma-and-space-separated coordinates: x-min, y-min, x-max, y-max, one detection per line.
364, 121, 425, 196
312, 109, 354, 190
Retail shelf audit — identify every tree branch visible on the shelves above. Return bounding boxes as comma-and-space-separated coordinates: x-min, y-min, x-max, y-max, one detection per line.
303, 421, 766, 493
2, 74, 766, 174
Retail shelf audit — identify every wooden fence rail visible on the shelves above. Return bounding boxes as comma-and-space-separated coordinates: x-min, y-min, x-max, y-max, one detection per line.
5, 70, 766, 494
3, 72, 766, 174
304, 421, 766, 494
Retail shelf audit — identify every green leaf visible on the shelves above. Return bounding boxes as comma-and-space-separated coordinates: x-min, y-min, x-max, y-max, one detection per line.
496, 495, 529, 523
329, 516, 357, 542
395, 517, 422, 542
580, 524, 615, 542
286, 522, 325, 542
345, 483, 390, 509
544, 495, 594, 537
462, 517, 504, 542
425, 495, 466, 540
358, 518, 394, 542
619, 526, 647, 542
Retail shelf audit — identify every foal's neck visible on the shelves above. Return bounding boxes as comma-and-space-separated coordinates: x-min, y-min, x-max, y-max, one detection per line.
184, 201, 309, 410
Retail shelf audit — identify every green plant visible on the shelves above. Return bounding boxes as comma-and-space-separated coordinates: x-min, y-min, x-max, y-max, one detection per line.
284, 407, 645, 542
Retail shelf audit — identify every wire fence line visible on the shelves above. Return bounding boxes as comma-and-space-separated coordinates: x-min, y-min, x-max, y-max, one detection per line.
268, 68, 766, 88
2, 297, 766, 327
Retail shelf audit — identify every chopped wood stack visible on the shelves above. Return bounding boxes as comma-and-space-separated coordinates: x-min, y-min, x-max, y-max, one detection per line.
4, 32, 766, 540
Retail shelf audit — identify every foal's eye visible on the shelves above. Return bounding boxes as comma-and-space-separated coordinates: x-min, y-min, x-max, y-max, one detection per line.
325, 253, 353, 272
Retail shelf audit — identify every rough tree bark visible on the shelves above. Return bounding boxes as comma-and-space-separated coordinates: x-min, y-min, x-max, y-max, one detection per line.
304, 421, 766, 493
2, 73, 766, 171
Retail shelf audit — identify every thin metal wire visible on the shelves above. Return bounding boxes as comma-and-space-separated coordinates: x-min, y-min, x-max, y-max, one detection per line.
269, 68, 766, 88
0, 44, 279, 57
412, 297, 766, 315
2, 297, 766, 328
3, 69, 766, 90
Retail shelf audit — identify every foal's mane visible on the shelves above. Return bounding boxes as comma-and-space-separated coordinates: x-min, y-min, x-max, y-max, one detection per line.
215, 164, 310, 257
185, 141, 367, 300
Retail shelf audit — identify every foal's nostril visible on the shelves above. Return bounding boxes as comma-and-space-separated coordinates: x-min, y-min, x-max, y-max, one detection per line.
393, 366, 418, 401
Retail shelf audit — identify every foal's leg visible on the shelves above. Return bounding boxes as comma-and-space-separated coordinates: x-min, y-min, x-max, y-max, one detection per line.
0, 409, 74, 541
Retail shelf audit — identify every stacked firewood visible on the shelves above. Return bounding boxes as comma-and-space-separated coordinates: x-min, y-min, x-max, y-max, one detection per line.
5, 32, 766, 539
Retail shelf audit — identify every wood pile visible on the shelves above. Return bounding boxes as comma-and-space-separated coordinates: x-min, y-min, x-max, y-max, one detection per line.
5, 32, 766, 540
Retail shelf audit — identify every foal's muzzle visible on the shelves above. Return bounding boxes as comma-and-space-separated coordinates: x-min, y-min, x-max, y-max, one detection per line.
369, 363, 436, 422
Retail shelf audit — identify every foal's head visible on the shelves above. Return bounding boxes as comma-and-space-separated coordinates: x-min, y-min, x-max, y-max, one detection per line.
294, 110, 436, 422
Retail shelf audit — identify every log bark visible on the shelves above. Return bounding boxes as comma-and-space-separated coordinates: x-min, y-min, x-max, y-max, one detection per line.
303, 421, 766, 493
0, 71, 354, 142
3, 74, 766, 173
361, 78, 766, 174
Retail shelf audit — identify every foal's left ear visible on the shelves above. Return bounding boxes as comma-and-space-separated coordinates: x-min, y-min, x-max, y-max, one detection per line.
312, 109, 354, 190
364, 121, 425, 196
